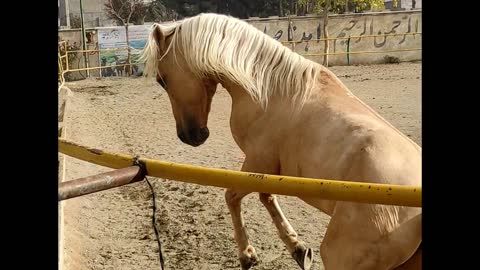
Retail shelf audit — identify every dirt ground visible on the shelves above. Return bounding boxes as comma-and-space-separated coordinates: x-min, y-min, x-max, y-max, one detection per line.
60, 62, 421, 270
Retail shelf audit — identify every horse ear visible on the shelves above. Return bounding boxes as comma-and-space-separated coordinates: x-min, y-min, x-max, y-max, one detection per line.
152, 24, 167, 53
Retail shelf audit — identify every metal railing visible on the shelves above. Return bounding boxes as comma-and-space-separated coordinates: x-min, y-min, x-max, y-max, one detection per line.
281, 32, 421, 64
58, 138, 421, 207
58, 31, 421, 87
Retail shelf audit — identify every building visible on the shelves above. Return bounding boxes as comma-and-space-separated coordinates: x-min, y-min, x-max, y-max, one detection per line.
59, 0, 116, 28
384, 0, 422, 9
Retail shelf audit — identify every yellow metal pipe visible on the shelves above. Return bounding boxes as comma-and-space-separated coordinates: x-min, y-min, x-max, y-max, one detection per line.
68, 47, 130, 53
60, 64, 132, 82
58, 33, 421, 74
282, 37, 341, 43
66, 63, 141, 73
348, 32, 421, 39
347, 48, 421, 55
58, 61, 63, 76
58, 71, 67, 92
302, 48, 421, 57
65, 47, 69, 71
281, 32, 422, 44
58, 54, 64, 73
59, 139, 422, 207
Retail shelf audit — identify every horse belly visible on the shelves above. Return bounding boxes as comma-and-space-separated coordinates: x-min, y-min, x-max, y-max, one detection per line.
299, 197, 336, 216
278, 159, 337, 216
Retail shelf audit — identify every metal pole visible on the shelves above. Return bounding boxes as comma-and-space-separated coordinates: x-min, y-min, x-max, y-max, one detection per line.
59, 138, 423, 207
65, 0, 71, 28
58, 166, 145, 201
347, 36, 351, 66
65, 44, 69, 71
79, 0, 90, 77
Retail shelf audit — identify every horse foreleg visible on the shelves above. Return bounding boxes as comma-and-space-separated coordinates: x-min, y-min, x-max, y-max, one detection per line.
225, 189, 259, 270
259, 193, 313, 270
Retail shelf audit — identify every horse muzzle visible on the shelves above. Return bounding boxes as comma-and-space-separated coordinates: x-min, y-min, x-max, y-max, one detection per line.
177, 127, 210, 147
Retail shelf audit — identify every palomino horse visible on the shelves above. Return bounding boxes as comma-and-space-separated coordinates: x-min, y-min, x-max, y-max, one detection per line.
140, 13, 421, 270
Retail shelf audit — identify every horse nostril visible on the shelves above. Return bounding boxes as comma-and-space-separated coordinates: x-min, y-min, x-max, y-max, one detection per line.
178, 127, 209, 146
178, 132, 187, 143
200, 127, 210, 139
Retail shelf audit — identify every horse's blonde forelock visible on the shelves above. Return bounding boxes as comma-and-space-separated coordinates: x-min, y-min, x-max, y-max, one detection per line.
142, 13, 322, 109
140, 22, 179, 79
139, 24, 160, 79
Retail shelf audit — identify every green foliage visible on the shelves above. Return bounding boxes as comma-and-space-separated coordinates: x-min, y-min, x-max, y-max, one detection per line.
104, 0, 148, 25
160, 0, 304, 19
69, 14, 82, 28
102, 0, 388, 23
146, 0, 178, 21
297, 0, 385, 14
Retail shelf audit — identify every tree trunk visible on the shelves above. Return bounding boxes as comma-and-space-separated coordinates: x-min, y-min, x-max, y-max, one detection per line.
125, 23, 132, 76
323, 1, 330, 66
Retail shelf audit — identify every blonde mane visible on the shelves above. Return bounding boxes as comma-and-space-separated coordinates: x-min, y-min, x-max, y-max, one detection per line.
141, 13, 323, 109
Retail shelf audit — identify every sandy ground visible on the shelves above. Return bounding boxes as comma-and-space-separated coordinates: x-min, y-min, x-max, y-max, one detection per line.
60, 62, 421, 270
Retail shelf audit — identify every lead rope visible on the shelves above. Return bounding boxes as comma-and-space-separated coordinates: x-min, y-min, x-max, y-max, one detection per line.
133, 156, 165, 270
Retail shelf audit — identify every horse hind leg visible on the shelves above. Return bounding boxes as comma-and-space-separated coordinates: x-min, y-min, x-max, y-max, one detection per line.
225, 189, 259, 270
394, 244, 422, 270
321, 203, 421, 270
259, 193, 313, 270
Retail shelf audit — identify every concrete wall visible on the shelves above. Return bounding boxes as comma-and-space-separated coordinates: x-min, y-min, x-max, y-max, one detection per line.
247, 10, 421, 66
58, 10, 422, 80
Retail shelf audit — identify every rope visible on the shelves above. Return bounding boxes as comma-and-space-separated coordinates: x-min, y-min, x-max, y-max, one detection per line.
133, 156, 166, 270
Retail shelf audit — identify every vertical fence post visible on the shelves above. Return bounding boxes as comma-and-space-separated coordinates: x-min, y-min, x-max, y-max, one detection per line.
79, 0, 90, 77
65, 43, 69, 71
347, 36, 351, 66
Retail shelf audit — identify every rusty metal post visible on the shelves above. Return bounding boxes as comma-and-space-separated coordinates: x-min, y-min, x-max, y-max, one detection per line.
59, 166, 145, 201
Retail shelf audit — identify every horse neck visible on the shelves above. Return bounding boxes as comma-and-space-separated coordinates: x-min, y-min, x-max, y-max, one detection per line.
218, 78, 297, 151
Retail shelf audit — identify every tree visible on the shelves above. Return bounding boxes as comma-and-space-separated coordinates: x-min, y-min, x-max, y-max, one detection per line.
161, 0, 217, 18
146, 0, 179, 22
137, 0, 389, 21
104, 0, 148, 75
69, 14, 82, 29
298, 0, 384, 66
160, 0, 300, 19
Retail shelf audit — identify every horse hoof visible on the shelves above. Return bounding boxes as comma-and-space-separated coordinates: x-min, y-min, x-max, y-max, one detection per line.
239, 254, 259, 270
292, 244, 314, 270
